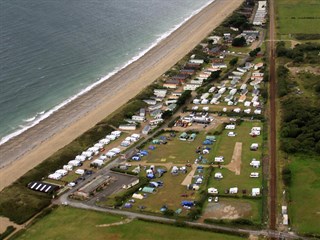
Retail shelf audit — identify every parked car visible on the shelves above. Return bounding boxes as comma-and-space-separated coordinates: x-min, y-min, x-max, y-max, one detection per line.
214, 197, 219, 203
208, 197, 213, 202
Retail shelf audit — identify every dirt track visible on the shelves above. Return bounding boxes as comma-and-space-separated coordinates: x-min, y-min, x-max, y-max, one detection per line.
268, 0, 277, 230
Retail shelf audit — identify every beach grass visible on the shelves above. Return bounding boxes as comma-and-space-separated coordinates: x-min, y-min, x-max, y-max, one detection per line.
13, 206, 246, 240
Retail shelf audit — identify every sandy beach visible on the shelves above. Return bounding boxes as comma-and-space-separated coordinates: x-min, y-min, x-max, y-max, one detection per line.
0, 0, 243, 191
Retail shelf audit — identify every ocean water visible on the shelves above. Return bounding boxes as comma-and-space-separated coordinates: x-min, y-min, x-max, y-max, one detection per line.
0, 0, 213, 144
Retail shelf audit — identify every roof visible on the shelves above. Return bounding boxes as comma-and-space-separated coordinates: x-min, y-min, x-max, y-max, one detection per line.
28, 181, 59, 194
78, 175, 111, 194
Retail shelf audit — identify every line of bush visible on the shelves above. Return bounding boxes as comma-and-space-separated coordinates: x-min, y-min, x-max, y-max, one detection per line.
0, 226, 16, 240
203, 218, 261, 229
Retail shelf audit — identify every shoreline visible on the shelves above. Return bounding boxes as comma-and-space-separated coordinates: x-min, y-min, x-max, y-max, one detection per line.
0, 0, 243, 191
0, 0, 215, 146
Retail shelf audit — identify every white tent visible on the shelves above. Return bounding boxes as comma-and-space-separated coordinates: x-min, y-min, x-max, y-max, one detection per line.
132, 193, 144, 200
214, 172, 223, 179
229, 187, 238, 194
252, 188, 260, 196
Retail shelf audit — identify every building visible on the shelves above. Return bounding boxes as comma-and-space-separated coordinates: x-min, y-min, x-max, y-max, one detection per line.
73, 175, 115, 199
253, 1, 267, 25
142, 124, 151, 135
119, 124, 136, 131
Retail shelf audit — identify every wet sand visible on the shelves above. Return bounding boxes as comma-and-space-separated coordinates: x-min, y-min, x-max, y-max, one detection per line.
0, 0, 243, 191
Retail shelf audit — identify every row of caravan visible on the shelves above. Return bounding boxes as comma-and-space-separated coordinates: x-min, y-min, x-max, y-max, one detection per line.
48, 131, 122, 181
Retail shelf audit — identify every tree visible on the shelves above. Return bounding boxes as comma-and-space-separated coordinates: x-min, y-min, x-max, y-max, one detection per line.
232, 37, 246, 47
229, 57, 238, 66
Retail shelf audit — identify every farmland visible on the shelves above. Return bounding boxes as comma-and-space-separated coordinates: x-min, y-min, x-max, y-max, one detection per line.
288, 155, 320, 235
276, 0, 320, 41
14, 207, 246, 240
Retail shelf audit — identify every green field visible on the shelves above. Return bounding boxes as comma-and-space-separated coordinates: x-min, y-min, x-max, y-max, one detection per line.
143, 132, 217, 165
276, 0, 320, 37
15, 207, 246, 240
289, 155, 320, 234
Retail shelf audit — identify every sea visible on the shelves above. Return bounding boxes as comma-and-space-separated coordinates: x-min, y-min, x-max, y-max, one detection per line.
0, 0, 214, 144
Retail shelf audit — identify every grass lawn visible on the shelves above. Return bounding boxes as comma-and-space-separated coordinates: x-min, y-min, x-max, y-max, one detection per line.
131, 171, 194, 215
289, 154, 320, 235
207, 167, 262, 196
213, 121, 263, 166
276, 0, 320, 36
143, 132, 217, 165
15, 207, 246, 240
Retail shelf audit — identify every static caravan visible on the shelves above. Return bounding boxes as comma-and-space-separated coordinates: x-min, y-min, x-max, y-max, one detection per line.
68, 160, 81, 167
208, 187, 218, 194
250, 160, 260, 168
75, 169, 85, 175
132, 115, 145, 122
99, 138, 110, 145
63, 165, 73, 171
225, 124, 236, 130
48, 173, 62, 180
119, 124, 136, 131
214, 156, 224, 163
55, 169, 68, 176
75, 155, 86, 162
106, 135, 116, 141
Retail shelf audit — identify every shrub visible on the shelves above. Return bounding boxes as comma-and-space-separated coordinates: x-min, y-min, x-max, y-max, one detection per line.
232, 37, 246, 47
282, 167, 292, 186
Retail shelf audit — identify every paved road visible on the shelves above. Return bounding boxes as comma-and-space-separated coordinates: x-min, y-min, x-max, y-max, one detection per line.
268, 0, 277, 231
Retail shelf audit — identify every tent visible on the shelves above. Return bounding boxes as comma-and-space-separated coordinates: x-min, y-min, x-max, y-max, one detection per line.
252, 188, 260, 196
142, 187, 156, 193
149, 145, 156, 150
214, 172, 223, 179
132, 193, 144, 200
203, 139, 213, 145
